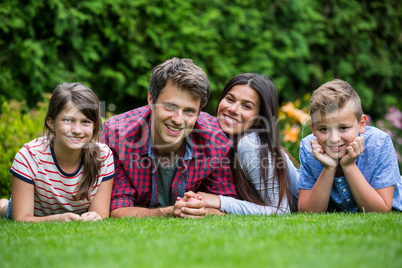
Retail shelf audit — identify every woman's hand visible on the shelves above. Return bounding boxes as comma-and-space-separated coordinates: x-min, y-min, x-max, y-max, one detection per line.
196, 192, 221, 209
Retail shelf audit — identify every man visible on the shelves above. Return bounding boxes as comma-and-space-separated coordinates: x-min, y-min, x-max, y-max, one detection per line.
101, 58, 237, 218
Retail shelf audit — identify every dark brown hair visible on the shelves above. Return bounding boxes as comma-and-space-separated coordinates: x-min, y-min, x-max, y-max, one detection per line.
44, 82, 102, 201
217, 73, 295, 211
149, 57, 210, 109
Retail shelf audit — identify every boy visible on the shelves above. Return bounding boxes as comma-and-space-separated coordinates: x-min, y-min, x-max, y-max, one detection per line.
298, 79, 402, 213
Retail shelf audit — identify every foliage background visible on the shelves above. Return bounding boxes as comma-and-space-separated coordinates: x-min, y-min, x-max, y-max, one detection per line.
1, 0, 401, 117
0, 0, 401, 197
1, 213, 402, 268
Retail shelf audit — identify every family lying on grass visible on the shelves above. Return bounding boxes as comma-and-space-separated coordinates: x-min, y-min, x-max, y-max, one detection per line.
1, 58, 401, 222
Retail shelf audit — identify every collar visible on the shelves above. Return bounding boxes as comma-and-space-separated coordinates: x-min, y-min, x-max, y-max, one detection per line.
147, 135, 193, 161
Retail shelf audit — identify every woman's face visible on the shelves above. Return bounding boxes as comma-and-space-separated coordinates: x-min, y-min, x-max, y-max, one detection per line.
217, 84, 260, 136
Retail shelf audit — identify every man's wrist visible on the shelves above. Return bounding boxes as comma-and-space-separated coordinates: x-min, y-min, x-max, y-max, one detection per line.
205, 207, 225, 215
158, 206, 174, 217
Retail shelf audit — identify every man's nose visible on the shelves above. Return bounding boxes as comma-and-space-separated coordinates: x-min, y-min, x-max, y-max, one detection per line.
171, 110, 184, 125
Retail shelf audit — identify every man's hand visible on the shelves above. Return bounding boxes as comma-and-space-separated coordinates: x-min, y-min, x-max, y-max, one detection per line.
340, 136, 364, 167
173, 191, 206, 218
310, 139, 337, 168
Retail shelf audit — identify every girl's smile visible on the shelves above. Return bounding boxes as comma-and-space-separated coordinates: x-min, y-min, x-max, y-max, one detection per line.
47, 101, 94, 153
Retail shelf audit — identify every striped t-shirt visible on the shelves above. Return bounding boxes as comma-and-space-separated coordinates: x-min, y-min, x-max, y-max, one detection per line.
10, 137, 115, 216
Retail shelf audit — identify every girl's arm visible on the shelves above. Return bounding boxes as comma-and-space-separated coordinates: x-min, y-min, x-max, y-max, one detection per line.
11, 176, 82, 222
83, 178, 114, 220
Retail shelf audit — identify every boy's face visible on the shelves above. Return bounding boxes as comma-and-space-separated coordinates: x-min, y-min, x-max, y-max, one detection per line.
310, 102, 367, 160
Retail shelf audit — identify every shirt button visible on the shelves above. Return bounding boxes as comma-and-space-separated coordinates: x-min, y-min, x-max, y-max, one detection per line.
338, 179, 342, 183
343, 189, 347, 192
346, 199, 351, 202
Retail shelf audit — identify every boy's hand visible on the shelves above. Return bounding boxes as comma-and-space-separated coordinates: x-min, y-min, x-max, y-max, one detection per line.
310, 139, 337, 168
340, 136, 364, 167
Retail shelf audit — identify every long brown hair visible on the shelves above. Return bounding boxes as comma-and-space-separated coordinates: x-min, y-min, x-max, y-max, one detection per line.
217, 73, 294, 211
44, 82, 102, 201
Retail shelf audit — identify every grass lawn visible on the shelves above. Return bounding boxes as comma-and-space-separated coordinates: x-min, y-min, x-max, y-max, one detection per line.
1, 212, 401, 268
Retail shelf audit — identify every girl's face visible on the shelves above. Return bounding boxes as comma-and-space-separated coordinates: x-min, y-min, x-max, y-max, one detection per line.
217, 85, 260, 136
46, 101, 95, 153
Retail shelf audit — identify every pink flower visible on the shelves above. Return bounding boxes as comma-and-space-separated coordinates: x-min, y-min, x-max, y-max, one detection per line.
365, 114, 371, 126
385, 106, 402, 130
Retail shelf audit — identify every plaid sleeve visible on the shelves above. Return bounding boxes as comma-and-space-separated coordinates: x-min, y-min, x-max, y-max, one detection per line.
100, 118, 136, 211
110, 158, 136, 211
203, 154, 237, 198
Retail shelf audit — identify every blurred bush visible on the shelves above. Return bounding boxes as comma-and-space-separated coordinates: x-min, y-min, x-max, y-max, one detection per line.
279, 95, 312, 162
0, 0, 401, 119
0, 95, 50, 198
374, 106, 402, 173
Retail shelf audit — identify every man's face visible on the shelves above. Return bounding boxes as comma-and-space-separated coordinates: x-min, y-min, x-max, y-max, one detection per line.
148, 81, 201, 155
310, 102, 366, 160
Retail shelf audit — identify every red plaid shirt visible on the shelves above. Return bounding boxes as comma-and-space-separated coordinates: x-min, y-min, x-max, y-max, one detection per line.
100, 105, 237, 211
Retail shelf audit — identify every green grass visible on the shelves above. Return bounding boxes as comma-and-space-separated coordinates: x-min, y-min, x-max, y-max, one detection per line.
1, 213, 401, 268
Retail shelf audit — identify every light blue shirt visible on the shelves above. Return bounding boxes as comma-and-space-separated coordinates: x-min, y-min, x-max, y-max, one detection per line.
299, 126, 402, 212
219, 132, 299, 215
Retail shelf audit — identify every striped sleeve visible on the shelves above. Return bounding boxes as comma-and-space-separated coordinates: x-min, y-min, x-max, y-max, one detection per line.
9, 146, 37, 184
99, 144, 115, 182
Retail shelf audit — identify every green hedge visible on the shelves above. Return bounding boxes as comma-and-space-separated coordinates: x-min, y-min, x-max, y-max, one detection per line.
0, 0, 401, 118
0, 97, 49, 198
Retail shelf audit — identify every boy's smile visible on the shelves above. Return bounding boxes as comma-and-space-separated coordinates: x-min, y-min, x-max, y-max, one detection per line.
310, 101, 367, 160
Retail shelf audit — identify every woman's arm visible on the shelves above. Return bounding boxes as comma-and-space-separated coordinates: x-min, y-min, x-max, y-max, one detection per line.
197, 192, 288, 215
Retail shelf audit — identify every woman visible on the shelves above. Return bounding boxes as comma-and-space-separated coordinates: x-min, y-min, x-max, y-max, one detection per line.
199, 73, 299, 214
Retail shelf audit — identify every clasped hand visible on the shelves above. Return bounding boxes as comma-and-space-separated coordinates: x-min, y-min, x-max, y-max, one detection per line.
173, 191, 206, 218
57, 211, 103, 222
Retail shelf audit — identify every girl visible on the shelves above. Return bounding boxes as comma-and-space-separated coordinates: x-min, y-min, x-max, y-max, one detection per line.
187, 73, 299, 215
0, 83, 114, 222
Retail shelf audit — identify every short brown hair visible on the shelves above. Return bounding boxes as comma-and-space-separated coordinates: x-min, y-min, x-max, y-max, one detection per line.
310, 79, 363, 123
149, 57, 210, 108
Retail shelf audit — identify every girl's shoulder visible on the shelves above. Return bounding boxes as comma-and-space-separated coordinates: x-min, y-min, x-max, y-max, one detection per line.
13, 137, 52, 165
95, 142, 113, 158
22, 137, 51, 153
